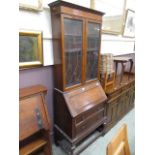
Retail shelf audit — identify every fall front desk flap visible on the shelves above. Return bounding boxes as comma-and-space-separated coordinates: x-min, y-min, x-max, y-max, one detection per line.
63, 81, 107, 117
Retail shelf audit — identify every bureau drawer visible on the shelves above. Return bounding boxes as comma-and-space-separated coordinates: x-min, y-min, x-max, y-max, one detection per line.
75, 110, 104, 135
75, 103, 104, 124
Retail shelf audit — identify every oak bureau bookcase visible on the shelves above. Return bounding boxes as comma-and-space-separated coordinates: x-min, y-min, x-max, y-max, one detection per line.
48, 1, 107, 154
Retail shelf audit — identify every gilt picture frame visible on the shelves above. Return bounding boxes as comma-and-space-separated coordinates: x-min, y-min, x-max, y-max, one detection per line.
19, 0, 43, 11
123, 9, 135, 38
90, 0, 127, 35
19, 30, 43, 69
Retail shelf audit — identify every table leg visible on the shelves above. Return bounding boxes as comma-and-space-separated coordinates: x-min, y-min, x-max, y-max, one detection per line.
120, 62, 126, 84
128, 60, 133, 80
115, 62, 118, 77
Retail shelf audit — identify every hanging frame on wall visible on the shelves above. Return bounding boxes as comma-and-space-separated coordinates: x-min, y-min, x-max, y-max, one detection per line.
19, 30, 43, 70
90, 0, 127, 35
123, 9, 135, 38
19, 0, 43, 11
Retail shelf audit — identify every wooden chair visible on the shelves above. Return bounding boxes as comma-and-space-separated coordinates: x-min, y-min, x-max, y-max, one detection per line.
107, 124, 131, 155
99, 54, 115, 91
102, 71, 115, 91
19, 85, 52, 155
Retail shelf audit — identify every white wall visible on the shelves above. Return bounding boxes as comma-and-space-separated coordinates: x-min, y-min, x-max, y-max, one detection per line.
100, 0, 135, 55
101, 34, 135, 55
19, 1, 54, 65
19, 0, 135, 66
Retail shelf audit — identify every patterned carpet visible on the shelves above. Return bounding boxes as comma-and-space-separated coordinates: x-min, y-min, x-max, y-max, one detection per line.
52, 108, 135, 155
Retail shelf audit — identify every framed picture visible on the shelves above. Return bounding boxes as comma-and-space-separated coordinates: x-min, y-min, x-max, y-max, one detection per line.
19, 0, 43, 11
19, 30, 43, 69
90, 0, 127, 35
123, 9, 135, 38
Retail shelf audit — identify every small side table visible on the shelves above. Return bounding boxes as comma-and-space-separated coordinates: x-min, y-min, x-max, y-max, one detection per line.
114, 56, 133, 84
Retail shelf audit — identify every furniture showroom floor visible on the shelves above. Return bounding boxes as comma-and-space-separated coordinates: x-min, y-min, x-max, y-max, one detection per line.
53, 108, 135, 155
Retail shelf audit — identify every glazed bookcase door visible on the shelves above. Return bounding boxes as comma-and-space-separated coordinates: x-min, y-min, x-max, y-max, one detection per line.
86, 22, 101, 81
63, 17, 83, 88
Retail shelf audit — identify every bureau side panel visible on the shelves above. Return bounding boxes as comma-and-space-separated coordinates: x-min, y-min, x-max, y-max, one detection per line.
54, 89, 73, 138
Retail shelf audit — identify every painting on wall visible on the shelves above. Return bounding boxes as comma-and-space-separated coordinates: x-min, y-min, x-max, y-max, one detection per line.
90, 0, 127, 35
123, 9, 135, 38
19, 30, 43, 69
19, 0, 43, 11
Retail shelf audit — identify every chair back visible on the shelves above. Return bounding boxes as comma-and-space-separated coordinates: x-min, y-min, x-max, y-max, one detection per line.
107, 124, 131, 155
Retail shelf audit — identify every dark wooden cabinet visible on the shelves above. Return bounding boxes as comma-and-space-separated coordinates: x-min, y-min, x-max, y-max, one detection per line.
48, 0, 105, 91
53, 82, 107, 155
104, 74, 135, 133
54, 81, 107, 138
48, 1, 107, 154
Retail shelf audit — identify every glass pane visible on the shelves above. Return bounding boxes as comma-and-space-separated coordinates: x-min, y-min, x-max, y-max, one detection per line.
86, 22, 101, 80
64, 18, 83, 87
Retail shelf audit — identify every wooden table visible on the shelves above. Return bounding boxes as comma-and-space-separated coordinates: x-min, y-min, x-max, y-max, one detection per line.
114, 57, 133, 84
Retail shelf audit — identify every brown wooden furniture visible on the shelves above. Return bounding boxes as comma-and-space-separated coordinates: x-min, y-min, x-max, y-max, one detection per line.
19, 85, 52, 155
101, 72, 116, 92
48, 0, 105, 91
104, 73, 135, 133
114, 57, 133, 84
107, 124, 131, 155
99, 54, 116, 92
48, 1, 107, 154
54, 81, 107, 154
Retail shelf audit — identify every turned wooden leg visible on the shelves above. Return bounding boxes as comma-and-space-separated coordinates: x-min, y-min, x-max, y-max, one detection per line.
128, 60, 133, 80
115, 62, 118, 77
120, 62, 126, 84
